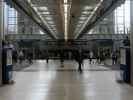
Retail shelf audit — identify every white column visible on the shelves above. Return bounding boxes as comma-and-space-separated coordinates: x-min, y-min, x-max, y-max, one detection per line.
130, 0, 133, 85
0, 0, 4, 85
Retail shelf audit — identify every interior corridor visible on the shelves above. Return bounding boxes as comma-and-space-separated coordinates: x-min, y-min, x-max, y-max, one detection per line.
0, 60, 133, 100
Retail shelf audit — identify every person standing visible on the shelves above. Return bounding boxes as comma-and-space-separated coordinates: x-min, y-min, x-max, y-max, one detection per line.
96, 52, 100, 64
77, 50, 83, 73
89, 51, 93, 64
60, 50, 64, 67
28, 51, 33, 64
12, 50, 18, 63
18, 50, 24, 64
46, 50, 49, 63
112, 52, 117, 65
123, 36, 130, 46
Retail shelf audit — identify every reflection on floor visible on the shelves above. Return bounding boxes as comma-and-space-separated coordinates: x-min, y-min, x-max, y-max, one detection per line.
0, 60, 133, 100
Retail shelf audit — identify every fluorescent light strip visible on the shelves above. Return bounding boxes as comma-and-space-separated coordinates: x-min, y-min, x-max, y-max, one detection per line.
64, 0, 69, 41
64, 0, 68, 3
64, 4, 68, 13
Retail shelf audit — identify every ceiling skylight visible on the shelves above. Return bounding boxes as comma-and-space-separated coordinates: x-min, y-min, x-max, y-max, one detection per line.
48, 21, 54, 24
40, 12, 50, 15
38, 6, 48, 11
79, 17, 87, 20
83, 6, 93, 10
82, 11, 90, 14
45, 17, 53, 20
78, 21, 84, 24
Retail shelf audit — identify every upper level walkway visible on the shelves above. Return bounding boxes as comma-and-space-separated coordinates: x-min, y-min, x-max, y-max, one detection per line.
6, 34, 128, 41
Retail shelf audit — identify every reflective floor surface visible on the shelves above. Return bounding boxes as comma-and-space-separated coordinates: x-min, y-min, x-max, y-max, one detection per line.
0, 60, 133, 100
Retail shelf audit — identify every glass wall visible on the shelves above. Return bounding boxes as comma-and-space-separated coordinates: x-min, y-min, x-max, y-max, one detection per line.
6, 5, 18, 34
88, 13, 114, 34
88, 0, 130, 35
114, 0, 130, 34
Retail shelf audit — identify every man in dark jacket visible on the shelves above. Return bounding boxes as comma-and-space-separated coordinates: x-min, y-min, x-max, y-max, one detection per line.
76, 50, 83, 73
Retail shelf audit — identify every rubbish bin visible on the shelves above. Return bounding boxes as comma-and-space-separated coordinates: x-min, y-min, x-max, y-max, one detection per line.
120, 64, 130, 83
119, 47, 130, 83
5, 65, 13, 83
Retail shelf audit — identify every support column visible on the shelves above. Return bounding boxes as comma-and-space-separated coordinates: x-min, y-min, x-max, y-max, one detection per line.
130, 0, 133, 85
0, 0, 4, 85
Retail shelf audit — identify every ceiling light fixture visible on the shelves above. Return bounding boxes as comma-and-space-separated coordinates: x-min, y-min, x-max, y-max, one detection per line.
64, 0, 68, 3
64, 0, 69, 41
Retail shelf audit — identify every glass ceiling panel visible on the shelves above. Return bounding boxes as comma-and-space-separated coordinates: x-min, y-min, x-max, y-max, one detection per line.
29, 1, 59, 35
73, 3, 97, 35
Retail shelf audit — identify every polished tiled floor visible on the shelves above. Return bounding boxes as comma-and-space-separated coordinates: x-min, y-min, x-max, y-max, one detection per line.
0, 60, 133, 100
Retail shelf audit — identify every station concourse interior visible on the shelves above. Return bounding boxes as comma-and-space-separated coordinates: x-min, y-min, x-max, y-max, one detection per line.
0, 0, 133, 100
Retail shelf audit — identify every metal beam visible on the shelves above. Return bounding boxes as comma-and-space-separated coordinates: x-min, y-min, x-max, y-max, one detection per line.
5, 34, 51, 40
5, 0, 57, 39
75, 0, 125, 39
80, 34, 128, 40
